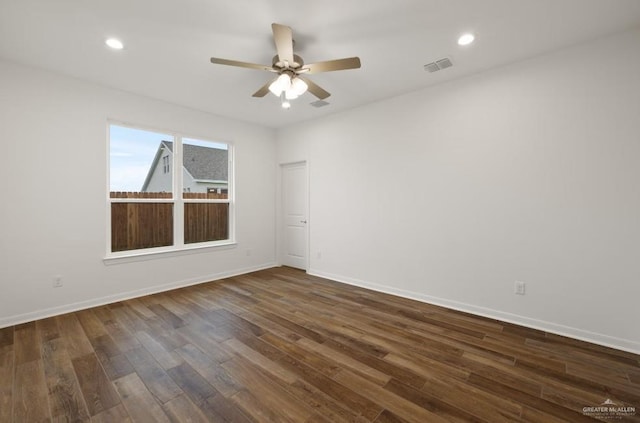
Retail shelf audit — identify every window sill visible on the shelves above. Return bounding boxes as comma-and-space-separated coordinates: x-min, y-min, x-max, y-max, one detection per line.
103, 241, 237, 265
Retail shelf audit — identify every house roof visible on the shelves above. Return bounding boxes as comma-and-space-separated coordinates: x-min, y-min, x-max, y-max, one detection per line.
163, 141, 228, 181
140, 141, 228, 191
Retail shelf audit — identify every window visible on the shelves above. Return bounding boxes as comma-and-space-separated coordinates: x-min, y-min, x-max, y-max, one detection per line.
108, 123, 233, 255
162, 155, 170, 173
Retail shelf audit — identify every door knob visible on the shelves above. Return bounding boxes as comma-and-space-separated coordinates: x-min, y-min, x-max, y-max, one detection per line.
300, 220, 307, 223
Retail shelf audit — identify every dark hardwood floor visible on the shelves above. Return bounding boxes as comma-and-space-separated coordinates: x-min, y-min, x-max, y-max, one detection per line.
0, 267, 638, 422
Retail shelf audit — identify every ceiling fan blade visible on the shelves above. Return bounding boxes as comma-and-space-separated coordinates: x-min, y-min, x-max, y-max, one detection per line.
210, 57, 272, 72
252, 78, 277, 97
272, 23, 294, 65
298, 76, 331, 100
302, 57, 361, 74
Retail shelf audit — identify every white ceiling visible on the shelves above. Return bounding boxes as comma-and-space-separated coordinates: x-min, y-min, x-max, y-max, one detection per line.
1, 0, 639, 128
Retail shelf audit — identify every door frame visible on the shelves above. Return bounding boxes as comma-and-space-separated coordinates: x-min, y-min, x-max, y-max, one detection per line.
277, 160, 309, 271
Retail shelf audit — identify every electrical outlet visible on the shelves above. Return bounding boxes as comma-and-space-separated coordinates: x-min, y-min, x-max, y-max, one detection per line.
53, 275, 63, 288
316, 251, 322, 259
514, 281, 526, 295
246, 249, 252, 257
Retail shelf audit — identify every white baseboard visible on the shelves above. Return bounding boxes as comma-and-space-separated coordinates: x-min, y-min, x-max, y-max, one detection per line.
308, 268, 640, 355
0, 263, 277, 329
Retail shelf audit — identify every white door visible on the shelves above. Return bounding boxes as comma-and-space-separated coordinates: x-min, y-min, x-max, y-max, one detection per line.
281, 162, 308, 269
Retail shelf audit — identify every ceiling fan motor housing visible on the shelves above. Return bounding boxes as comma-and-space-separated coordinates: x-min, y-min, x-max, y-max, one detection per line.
273, 54, 304, 70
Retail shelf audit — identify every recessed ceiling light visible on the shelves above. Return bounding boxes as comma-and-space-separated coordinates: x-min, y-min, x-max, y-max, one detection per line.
457, 33, 475, 46
105, 38, 124, 50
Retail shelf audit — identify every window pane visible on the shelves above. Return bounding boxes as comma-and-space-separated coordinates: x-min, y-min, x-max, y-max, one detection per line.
110, 124, 174, 198
182, 138, 228, 198
184, 203, 229, 244
111, 203, 173, 252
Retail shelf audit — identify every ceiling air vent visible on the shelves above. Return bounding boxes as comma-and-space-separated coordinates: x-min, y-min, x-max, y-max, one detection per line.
424, 57, 453, 73
310, 100, 330, 108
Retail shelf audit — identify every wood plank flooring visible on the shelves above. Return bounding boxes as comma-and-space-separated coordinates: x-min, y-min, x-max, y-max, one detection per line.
0, 267, 638, 422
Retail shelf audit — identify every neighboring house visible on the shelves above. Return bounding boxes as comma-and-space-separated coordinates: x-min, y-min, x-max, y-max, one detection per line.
141, 141, 228, 193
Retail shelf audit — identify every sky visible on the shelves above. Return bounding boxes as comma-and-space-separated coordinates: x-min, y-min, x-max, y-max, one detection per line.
109, 125, 228, 192
109, 125, 170, 192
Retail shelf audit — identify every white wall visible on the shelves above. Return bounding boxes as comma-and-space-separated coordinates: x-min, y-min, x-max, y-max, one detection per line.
0, 60, 277, 326
277, 29, 640, 353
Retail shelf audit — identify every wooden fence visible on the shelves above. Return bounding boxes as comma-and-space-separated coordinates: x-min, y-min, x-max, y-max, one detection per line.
110, 192, 229, 252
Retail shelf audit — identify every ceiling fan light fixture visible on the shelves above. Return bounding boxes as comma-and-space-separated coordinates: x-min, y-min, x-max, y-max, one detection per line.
285, 90, 299, 100
268, 84, 281, 96
290, 77, 308, 96
269, 73, 291, 96
280, 92, 291, 109
282, 77, 308, 100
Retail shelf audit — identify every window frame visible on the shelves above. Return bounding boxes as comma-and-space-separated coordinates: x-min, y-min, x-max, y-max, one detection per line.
105, 121, 236, 261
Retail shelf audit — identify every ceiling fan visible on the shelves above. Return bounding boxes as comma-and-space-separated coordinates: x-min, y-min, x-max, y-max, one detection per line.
210, 23, 361, 108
